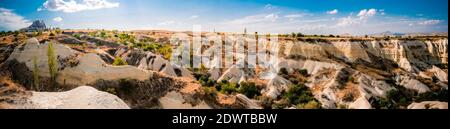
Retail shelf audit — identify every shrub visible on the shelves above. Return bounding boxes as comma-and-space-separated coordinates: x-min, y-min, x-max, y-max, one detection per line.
105, 87, 117, 95
140, 43, 172, 59
371, 97, 395, 109
73, 34, 81, 39
298, 69, 308, 76
297, 100, 320, 109
238, 82, 260, 99
272, 99, 289, 109
112, 57, 128, 66
199, 76, 215, 87
278, 68, 288, 76
203, 87, 218, 98
282, 84, 316, 105
220, 82, 237, 94
258, 96, 274, 109
47, 42, 58, 88
415, 89, 448, 102
33, 56, 40, 91
342, 93, 354, 102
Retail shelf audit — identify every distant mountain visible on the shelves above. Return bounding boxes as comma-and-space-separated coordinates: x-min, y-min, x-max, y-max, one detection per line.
403, 32, 448, 37
21, 20, 47, 32
369, 31, 405, 37
369, 31, 448, 37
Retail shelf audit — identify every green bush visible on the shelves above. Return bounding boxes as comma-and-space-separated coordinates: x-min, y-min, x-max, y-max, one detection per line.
33, 56, 40, 91
105, 87, 117, 95
238, 82, 260, 99
282, 84, 317, 105
258, 96, 274, 109
220, 82, 237, 94
298, 69, 308, 76
199, 76, 215, 87
47, 42, 58, 88
112, 57, 128, 66
415, 89, 448, 102
278, 68, 288, 76
297, 100, 320, 109
203, 87, 218, 98
73, 34, 81, 39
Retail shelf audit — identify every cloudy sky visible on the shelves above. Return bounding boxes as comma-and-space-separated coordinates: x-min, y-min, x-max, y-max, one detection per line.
0, 0, 448, 35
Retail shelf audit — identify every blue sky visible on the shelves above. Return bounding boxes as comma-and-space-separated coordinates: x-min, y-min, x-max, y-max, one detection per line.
0, 0, 448, 35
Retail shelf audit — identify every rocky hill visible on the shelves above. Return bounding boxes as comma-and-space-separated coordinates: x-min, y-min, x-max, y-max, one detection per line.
0, 31, 447, 109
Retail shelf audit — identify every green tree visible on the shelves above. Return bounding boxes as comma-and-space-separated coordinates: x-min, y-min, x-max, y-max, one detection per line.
283, 84, 316, 105
297, 100, 320, 109
33, 56, 40, 91
113, 57, 128, 66
238, 82, 260, 98
47, 42, 58, 88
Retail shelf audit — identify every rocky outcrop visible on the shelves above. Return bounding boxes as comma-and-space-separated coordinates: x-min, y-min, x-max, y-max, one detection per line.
306, 68, 395, 109
263, 75, 292, 99
6, 38, 78, 78
79, 35, 120, 47
8, 86, 130, 109
217, 65, 245, 84
2, 38, 212, 109
57, 53, 152, 86
21, 20, 46, 32
407, 101, 448, 109
287, 39, 448, 72
117, 48, 194, 78
394, 74, 430, 93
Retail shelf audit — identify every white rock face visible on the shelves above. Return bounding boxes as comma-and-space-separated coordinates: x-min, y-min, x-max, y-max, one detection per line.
348, 97, 372, 109
407, 101, 448, 109
235, 94, 262, 109
287, 39, 448, 71
429, 66, 448, 82
287, 41, 371, 62
264, 75, 292, 99
394, 74, 430, 93
306, 68, 395, 109
25, 86, 129, 109
217, 65, 245, 83
136, 51, 193, 78
57, 53, 152, 86
7, 38, 77, 77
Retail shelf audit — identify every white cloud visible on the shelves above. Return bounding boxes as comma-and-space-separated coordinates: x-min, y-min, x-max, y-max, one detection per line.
284, 14, 303, 18
38, 0, 120, 13
53, 17, 63, 22
326, 9, 338, 15
357, 8, 377, 19
190, 15, 199, 19
0, 8, 31, 31
228, 13, 278, 25
418, 20, 442, 25
379, 9, 386, 15
264, 4, 274, 10
337, 16, 359, 26
157, 21, 175, 26
284, 14, 304, 21
337, 8, 378, 26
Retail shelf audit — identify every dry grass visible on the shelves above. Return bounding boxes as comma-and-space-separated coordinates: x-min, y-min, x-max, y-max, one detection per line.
336, 82, 361, 102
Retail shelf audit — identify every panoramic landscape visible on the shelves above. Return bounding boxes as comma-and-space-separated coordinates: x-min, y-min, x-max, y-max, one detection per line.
0, 0, 448, 109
